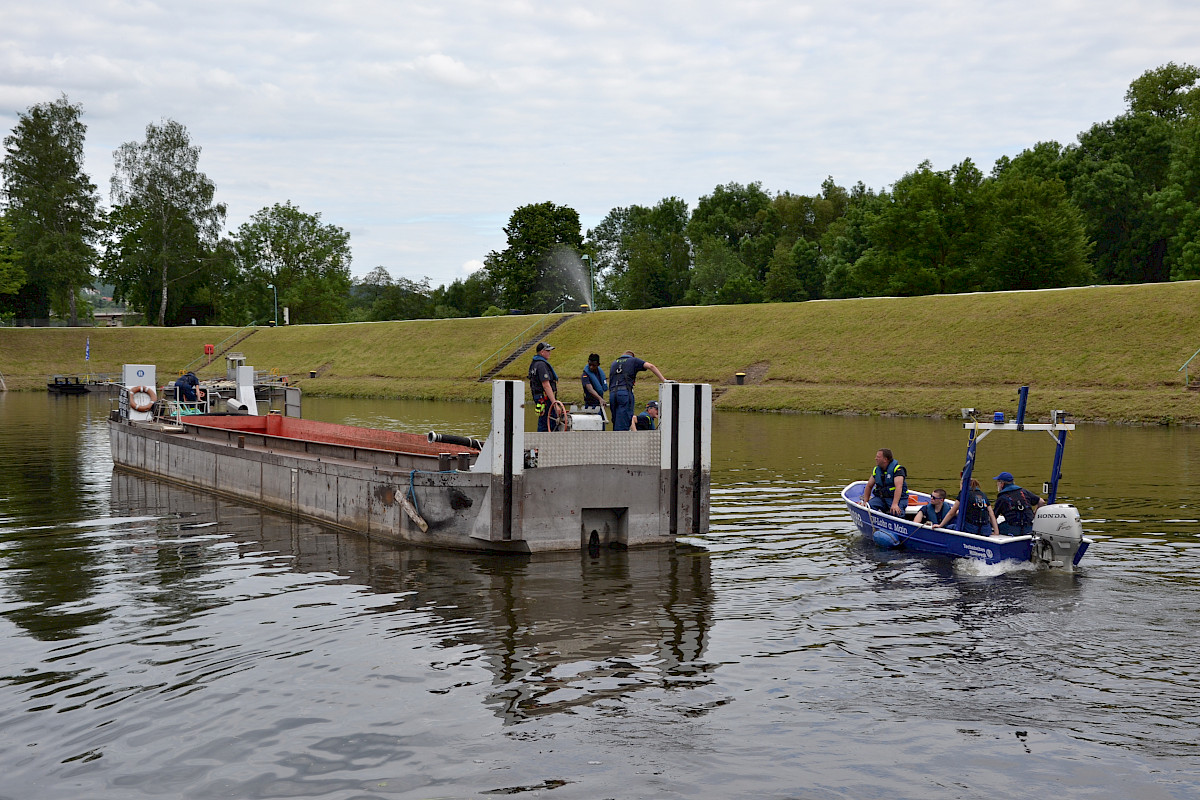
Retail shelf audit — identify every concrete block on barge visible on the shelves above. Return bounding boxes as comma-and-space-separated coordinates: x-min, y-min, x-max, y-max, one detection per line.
108, 368, 712, 553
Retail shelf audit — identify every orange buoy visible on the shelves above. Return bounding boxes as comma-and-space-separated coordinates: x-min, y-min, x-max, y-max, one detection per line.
129, 385, 157, 412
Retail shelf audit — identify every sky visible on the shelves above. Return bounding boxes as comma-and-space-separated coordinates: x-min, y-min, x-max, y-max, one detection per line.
3, 1, 1199, 288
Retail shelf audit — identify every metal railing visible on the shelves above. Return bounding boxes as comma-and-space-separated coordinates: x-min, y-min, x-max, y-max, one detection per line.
177, 321, 258, 376
474, 303, 566, 380
158, 385, 215, 422
1179, 345, 1200, 387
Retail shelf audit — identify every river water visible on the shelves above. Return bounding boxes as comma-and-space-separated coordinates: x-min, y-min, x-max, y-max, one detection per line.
1, 392, 1198, 799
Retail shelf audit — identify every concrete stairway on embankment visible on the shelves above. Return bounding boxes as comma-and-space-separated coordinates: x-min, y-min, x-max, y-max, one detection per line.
479, 314, 574, 381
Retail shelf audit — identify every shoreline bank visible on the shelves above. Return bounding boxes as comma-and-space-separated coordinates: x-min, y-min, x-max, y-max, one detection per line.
4, 281, 1199, 425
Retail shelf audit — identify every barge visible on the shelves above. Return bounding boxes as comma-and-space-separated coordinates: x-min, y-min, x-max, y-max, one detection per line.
108, 363, 712, 553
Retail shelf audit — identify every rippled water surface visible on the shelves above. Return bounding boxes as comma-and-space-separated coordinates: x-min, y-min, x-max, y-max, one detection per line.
1, 392, 1198, 799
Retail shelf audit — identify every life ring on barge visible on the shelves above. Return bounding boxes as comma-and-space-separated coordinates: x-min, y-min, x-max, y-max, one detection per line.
128, 385, 157, 412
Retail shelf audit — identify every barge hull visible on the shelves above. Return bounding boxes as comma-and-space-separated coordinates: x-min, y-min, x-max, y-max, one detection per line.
108, 380, 712, 554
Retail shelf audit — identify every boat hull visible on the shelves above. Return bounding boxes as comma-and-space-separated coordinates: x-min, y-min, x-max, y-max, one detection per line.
107, 381, 713, 555
842, 481, 1090, 566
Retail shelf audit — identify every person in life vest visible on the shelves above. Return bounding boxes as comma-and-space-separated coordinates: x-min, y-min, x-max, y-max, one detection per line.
913, 488, 952, 526
941, 477, 1000, 536
528, 342, 562, 432
634, 400, 659, 430
860, 448, 908, 516
608, 350, 667, 432
992, 471, 1045, 536
581, 353, 607, 409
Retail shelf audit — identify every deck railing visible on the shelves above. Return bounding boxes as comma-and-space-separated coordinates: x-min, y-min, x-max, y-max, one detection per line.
177, 321, 258, 376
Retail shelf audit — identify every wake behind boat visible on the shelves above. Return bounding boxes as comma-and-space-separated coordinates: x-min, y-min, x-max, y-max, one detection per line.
842, 387, 1092, 568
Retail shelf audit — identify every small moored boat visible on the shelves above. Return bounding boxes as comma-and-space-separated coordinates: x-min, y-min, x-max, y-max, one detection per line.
842, 387, 1092, 568
47, 375, 90, 394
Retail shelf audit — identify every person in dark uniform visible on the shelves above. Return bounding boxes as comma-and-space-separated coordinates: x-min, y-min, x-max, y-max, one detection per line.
634, 400, 659, 430
860, 448, 908, 516
528, 342, 561, 432
581, 353, 607, 408
941, 478, 1000, 536
608, 350, 667, 432
913, 488, 951, 526
992, 471, 1045, 535
177, 371, 202, 402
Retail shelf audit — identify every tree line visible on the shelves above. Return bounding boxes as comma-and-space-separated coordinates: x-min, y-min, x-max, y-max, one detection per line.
4, 64, 1200, 326
1, 104, 351, 326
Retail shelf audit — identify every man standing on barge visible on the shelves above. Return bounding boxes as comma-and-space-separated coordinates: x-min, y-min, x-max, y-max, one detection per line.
581, 353, 607, 409
528, 342, 561, 432
608, 350, 667, 432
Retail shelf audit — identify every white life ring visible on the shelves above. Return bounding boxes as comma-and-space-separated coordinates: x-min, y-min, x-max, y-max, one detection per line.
129, 385, 157, 412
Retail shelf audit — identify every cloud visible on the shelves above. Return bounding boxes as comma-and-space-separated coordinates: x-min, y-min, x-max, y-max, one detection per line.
2, 0, 1199, 287
411, 53, 486, 89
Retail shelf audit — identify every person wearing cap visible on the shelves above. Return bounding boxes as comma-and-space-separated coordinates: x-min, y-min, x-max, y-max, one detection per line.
992, 472, 1045, 536
634, 400, 659, 431
608, 350, 667, 432
528, 342, 561, 432
859, 448, 908, 516
581, 353, 607, 409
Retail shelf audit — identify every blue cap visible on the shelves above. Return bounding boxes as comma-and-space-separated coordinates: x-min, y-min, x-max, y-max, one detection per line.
646, 400, 658, 409
992, 471, 1014, 482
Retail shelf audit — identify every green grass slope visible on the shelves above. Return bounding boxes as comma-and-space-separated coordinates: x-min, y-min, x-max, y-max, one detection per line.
3, 281, 1199, 423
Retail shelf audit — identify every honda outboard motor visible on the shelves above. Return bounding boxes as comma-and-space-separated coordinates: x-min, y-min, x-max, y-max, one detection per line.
1030, 504, 1084, 568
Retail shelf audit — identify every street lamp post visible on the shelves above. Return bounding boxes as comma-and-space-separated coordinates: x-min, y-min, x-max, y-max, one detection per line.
267, 283, 278, 327
581, 254, 593, 311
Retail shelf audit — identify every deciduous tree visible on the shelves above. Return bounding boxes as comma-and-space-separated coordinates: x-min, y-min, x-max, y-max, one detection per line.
231, 202, 352, 324
688, 182, 774, 284
103, 119, 225, 326
1125, 62, 1200, 121
485, 202, 583, 313
0, 213, 22, 297
591, 197, 690, 309
1066, 112, 1173, 284
1153, 118, 1200, 280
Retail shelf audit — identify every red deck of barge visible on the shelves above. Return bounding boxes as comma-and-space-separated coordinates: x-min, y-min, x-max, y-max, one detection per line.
184, 415, 477, 458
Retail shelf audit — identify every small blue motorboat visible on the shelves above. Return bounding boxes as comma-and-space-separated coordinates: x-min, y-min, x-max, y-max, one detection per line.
842, 387, 1092, 568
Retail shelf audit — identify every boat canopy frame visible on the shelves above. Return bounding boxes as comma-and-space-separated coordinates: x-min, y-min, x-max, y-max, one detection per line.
952, 385, 1074, 532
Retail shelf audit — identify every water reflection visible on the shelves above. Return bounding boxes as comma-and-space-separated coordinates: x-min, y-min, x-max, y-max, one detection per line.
0, 393, 109, 641
109, 472, 714, 725
3, 393, 1200, 797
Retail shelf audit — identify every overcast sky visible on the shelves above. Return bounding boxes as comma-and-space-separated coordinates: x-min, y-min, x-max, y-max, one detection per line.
3, 1, 1198, 287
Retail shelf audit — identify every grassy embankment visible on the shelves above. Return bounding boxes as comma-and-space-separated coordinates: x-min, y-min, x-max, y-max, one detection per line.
3, 281, 1199, 423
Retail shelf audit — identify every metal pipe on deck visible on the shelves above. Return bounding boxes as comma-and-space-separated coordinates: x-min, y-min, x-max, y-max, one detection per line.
427, 431, 485, 450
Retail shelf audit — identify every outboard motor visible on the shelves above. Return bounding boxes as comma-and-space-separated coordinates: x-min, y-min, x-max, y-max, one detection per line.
1030, 504, 1084, 567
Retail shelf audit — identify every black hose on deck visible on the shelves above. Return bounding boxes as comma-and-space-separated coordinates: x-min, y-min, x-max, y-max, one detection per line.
427, 431, 485, 451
